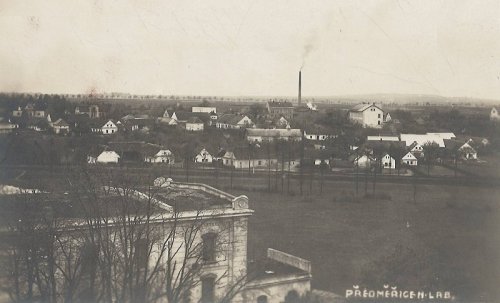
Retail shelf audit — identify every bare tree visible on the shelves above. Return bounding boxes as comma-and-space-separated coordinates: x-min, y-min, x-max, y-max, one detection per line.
1, 167, 253, 303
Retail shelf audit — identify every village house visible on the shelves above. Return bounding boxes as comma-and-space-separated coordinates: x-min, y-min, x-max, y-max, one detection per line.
87, 150, 120, 164
144, 145, 175, 164
490, 107, 500, 121
195, 148, 213, 163
348, 103, 385, 128
100, 120, 118, 135
267, 101, 294, 120
192, 106, 217, 114
384, 112, 392, 123
350, 153, 374, 169
304, 148, 331, 167
120, 115, 156, 133
273, 116, 290, 128
12, 106, 23, 117
232, 148, 278, 170
157, 109, 178, 125
303, 126, 335, 141
172, 111, 212, 126
0, 180, 312, 303
408, 142, 425, 158
221, 151, 236, 167
75, 104, 103, 118
402, 152, 418, 166
444, 139, 478, 160
0, 118, 18, 134
216, 114, 254, 129
246, 128, 302, 143
51, 118, 70, 134
381, 153, 396, 169
186, 117, 205, 131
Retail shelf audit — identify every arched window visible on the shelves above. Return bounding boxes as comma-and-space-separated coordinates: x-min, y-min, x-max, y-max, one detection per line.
202, 233, 217, 262
257, 295, 268, 303
284, 290, 300, 303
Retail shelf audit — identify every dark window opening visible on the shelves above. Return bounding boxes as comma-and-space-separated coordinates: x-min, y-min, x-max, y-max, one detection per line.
201, 275, 216, 303
202, 233, 217, 262
135, 238, 149, 269
257, 295, 268, 303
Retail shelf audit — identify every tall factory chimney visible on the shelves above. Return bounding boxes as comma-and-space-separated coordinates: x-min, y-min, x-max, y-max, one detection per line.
298, 70, 302, 106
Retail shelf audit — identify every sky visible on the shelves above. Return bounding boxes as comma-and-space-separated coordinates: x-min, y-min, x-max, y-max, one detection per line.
1, 0, 500, 99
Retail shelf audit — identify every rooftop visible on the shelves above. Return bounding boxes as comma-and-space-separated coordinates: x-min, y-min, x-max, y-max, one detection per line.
247, 128, 302, 137
268, 101, 294, 108
0, 180, 251, 225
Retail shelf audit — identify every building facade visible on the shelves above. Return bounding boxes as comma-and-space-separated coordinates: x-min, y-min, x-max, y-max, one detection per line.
348, 103, 385, 128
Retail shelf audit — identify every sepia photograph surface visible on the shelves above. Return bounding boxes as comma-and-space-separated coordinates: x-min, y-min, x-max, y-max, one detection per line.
0, 1, 499, 303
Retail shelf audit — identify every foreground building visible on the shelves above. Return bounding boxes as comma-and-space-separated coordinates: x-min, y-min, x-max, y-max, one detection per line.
0, 179, 312, 303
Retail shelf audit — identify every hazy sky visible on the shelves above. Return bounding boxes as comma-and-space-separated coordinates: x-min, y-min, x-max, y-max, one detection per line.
1, 0, 500, 99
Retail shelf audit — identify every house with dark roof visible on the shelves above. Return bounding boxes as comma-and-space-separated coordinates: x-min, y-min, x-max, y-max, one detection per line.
172, 111, 211, 124
186, 117, 204, 131
267, 101, 294, 120
444, 139, 478, 160
51, 118, 70, 134
303, 125, 336, 141
232, 147, 278, 170
143, 144, 175, 164
216, 114, 253, 129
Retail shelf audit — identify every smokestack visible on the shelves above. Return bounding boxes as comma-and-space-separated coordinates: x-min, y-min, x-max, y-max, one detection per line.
298, 70, 302, 106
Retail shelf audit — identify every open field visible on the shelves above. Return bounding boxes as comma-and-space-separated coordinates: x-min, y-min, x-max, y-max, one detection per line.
236, 182, 500, 302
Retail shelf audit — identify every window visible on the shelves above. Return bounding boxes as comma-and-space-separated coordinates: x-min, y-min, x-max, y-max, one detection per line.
135, 238, 149, 269
377, 121, 381, 125
202, 233, 217, 262
378, 114, 381, 118
258, 160, 262, 165
201, 275, 216, 303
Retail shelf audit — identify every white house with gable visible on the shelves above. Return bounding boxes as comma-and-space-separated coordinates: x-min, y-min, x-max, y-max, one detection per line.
91, 150, 120, 164
101, 120, 118, 135
195, 148, 213, 163
381, 153, 396, 169
402, 152, 418, 166
491, 107, 500, 121
348, 103, 385, 128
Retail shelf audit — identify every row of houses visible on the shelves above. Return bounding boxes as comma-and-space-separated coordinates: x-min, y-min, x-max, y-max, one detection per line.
355, 132, 488, 170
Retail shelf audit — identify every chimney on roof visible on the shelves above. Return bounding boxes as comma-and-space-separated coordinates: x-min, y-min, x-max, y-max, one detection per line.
298, 70, 302, 106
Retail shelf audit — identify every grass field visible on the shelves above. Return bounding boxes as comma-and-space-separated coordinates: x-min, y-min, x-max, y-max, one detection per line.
234, 181, 500, 302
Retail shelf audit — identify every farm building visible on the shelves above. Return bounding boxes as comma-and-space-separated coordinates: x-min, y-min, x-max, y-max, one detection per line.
246, 128, 302, 142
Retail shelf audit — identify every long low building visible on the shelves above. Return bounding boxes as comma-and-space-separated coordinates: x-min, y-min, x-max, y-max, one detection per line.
400, 133, 447, 147
246, 128, 302, 142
